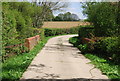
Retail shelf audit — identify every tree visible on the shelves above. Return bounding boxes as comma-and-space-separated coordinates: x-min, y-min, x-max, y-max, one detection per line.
116, 2, 120, 36
32, 0, 68, 27
2, 3, 20, 55
53, 12, 80, 21
2, 2, 40, 55
82, 2, 118, 37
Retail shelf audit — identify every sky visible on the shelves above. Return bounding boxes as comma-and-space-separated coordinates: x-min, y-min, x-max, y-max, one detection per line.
53, 2, 87, 20
18, 0, 87, 19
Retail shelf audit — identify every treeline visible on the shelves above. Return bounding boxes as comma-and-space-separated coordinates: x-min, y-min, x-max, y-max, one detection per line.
53, 12, 80, 21
2, 2, 53, 56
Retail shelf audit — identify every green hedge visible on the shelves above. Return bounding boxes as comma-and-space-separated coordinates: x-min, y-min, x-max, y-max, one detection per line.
78, 25, 94, 39
78, 25, 119, 62
32, 28, 45, 41
94, 37, 120, 63
44, 27, 79, 37
2, 28, 45, 62
82, 2, 119, 37
69, 36, 80, 47
69, 36, 120, 63
2, 2, 45, 58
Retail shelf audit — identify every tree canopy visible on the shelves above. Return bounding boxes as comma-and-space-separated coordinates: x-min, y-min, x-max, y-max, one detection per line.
2, 1, 67, 56
53, 12, 80, 21
82, 2, 119, 37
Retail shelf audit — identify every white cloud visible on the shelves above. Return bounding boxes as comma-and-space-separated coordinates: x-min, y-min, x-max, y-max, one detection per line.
53, 2, 87, 19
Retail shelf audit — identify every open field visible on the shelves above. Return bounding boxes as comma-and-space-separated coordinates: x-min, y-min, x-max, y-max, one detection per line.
42, 21, 90, 28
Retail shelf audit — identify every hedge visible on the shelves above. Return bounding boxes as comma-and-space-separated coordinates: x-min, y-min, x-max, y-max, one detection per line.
32, 28, 45, 41
94, 37, 120, 63
2, 2, 46, 58
78, 25, 94, 38
44, 27, 79, 37
2, 28, 45, 62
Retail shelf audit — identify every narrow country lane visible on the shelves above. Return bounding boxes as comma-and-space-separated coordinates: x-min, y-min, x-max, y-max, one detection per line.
20, 35, 108, 81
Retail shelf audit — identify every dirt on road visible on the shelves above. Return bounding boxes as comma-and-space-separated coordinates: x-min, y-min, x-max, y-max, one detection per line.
20, 35, 108, 81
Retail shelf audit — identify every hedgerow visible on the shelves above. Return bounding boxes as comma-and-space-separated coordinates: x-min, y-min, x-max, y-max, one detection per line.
44, 27, 79, 37
2, 2, 47, 59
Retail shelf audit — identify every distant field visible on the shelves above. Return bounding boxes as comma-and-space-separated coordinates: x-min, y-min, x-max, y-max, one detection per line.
42, 21, 90, 28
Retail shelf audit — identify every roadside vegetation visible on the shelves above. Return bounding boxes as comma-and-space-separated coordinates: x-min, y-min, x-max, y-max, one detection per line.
2, 1, 67, 61
69, 2, 120, 80
2, 2, 46, 60
69, 36, 120, 79
44, 27, 79, 37
2, 36, 53, 81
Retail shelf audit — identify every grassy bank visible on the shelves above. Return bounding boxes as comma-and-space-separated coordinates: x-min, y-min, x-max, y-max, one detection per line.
69, 36, 120, 80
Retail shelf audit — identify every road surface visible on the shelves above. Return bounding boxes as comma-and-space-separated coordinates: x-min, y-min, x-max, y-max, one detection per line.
20, 35, 108, 81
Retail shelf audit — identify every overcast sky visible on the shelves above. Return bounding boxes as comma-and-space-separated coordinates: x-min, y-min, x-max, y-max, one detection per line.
53, 2, 87, 19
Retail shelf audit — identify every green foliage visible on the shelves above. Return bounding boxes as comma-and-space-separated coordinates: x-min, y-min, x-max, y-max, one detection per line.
44, 27, 79, 37
69, 37, 89, 53
69, 36, 80, 47
53, 12, 80, 21
2, 4, 19, 45
82, 2, 119, 37
94, 37, 120, 63
2, 2, 46, 58
77, 44, 89, 53
85, 54, 120, 79
2, 4, 20, 56
32, 28, 45, 41
78, 25, 94, 39
8, 2, 53, 28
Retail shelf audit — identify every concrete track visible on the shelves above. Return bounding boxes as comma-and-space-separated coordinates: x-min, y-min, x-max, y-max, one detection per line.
20, 35, 108, 81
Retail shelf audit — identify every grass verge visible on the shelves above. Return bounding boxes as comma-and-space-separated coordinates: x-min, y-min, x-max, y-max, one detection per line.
69, 36, 120, 80
2, 36, 53, 81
